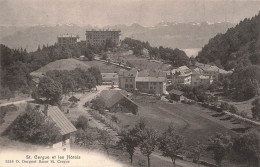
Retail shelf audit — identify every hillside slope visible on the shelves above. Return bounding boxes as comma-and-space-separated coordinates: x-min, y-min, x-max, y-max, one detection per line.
30, 58, 90, 77
197, 11, 260, 70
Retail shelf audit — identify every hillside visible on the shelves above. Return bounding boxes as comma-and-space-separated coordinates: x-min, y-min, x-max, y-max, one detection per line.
30, 59, 90, 77
197, 11, 260, 70
0, 22, 234, 52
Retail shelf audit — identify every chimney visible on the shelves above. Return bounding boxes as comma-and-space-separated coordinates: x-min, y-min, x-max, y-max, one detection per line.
43, 105, 48, 116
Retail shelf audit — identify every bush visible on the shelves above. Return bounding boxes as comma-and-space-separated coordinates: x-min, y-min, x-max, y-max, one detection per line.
76, 115, 88, 130
229, 105, 238, 114
220, 102, 230, 111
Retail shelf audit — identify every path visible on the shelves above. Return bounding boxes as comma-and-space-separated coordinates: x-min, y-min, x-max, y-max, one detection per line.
0, 98, 33, 107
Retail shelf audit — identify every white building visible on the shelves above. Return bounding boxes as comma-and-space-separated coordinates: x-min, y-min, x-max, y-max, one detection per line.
171, 66, 192, 85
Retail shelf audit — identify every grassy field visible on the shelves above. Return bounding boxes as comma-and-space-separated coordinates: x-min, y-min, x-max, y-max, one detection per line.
107, 50, 171, 71
111, 94, 260, 165
83, 60, 122, 73
30, 58, 91, 77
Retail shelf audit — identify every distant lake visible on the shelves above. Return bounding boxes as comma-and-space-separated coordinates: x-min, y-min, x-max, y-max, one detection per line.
182, 48, 201, 57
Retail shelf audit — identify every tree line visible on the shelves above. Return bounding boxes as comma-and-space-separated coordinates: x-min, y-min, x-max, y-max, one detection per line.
0, 42, 105, 99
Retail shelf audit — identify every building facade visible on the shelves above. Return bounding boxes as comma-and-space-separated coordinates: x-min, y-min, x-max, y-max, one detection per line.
136, 70, 167, 95
191, 67, 213, 87
118, 69, 167, 95
171, 66, 192, 85
118, 69, 138, 91
57, 34, 79, 46
85, 29, 121, 46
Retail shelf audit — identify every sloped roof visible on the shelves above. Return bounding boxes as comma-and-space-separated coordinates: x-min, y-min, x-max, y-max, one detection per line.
46, 106, 76, 135
68, 96, 80, 102
172, 66, 192, 76
136, 69, 166, 82
100, 90, 137, 109
169, 89, 184, 96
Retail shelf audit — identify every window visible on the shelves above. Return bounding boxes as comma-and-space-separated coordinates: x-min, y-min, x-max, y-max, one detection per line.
130, 79, 132, 82
125, 84, 129, 88
126, 79, 128, 82
129, 84, 133, 88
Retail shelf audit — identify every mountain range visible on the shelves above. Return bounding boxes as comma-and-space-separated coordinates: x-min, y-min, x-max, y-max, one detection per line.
0, 22, 234, 52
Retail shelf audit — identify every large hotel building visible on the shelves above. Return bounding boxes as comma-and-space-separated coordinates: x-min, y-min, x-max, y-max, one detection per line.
57, 34, 79, 46
85, 29, 121, 46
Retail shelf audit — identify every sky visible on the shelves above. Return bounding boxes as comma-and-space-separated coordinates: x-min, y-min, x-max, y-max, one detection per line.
0, 0, 260, 26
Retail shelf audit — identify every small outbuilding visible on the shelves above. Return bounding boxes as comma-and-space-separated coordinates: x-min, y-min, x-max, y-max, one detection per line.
68, 96, 80, 103
100, 90, 138, 114
169, 89, 185, 101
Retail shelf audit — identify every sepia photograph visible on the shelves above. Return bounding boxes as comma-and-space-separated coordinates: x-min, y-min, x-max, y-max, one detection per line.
0, 0, 259, 166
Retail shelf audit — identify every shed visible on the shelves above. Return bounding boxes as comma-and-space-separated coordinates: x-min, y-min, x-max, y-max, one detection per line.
68, 96, 80, 103
100, 90, 138, 114
169, 89, 185, 101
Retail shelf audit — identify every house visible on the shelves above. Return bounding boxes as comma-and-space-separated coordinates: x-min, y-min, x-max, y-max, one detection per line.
41, 105, 76, 152
191, 68, 213, 87
118, 69, 138, 91
79, 55, 85, 61
195, 62, 231, 81
100, 90, 138, 114
169, 89, 185, 101
135, 69, 167, 95
171, 66, 192, 85
68, 96, 80, 103
101, 73, 118, 85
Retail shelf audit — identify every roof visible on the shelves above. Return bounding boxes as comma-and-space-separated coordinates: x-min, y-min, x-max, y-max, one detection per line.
195, 62, 229, 73
58, 34, 79, 38
100, 90, 137, 109
137, 69, 166, 77
45, 106, 76, 135
169, 89, 184, 96
68, 96, 80, 102
136, 77, 166, 82
136, 69, 166, 82
101, 73, 118, 79
118, 69, 138, 77
172, 66, 192, 76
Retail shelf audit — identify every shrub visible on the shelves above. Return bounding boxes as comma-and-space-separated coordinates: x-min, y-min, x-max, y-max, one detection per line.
76, 115, 88, 130
220, 102, 230, 111
229, 105, 238, 114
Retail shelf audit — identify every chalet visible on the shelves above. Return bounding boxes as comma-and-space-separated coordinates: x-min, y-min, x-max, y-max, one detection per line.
171, 66, 192, 85
100, 90, 138, 114
118, 69, 138, 91
41, 105, 76, 152
68, 96, 80, 103
169, 89, 185, 101
195, 62, 231, 81
136, 69, 167, 95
